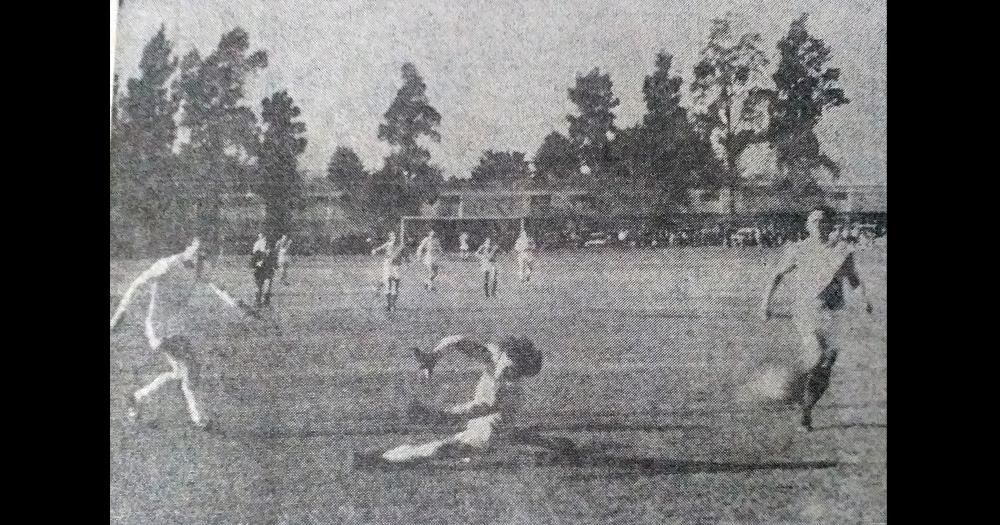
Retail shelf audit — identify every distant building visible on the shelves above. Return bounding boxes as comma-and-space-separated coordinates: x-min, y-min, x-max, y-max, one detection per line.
219, 178, 372, 252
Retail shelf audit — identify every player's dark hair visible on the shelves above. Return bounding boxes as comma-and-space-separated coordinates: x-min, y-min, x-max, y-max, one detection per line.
501, 336, 542, 378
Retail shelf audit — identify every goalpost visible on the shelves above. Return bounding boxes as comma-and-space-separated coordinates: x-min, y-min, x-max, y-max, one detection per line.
399, 215, 527, 244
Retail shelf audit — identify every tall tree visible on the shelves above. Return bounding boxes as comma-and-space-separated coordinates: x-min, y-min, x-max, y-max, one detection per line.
258, 90, 307, 237
375, 63, 443, 218
469, 150, 531, 186
326, 146, 368, 197
767, 14, 849, 180
110, 25, 180, 254
637, 52, 714, 205
174, 27, 267, 242
533, 132, 579, 181
691, 14, 769, 214
567, 68, 620, 178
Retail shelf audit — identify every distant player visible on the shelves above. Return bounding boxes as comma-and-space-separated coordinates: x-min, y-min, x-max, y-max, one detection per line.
276, 235, 292, 286
110, 237, 258, 430
760, 208, 875, 432
458, 232, 471, 260
249, 238, 278, 308
251, 232, 267, 254
474, 237, 500, 298
371, 232, 405, 312
380, 335, 573, 463
414, 229, 444, 290
514, 229, 536, 282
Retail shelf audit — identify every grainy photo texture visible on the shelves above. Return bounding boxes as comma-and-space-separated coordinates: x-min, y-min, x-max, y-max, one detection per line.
110, 1, 886, 522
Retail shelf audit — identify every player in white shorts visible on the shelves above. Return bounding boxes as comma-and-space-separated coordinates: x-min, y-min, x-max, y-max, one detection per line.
474, 237, 500, 298
380, 335, 574, 463
276, 235, 292, 285
414, 229, 444, 291
371, 232, 405, 312
761, 208, 875, 432
458, 232, 471, 260
514, 229, 536, 282
110, 237, 258, 430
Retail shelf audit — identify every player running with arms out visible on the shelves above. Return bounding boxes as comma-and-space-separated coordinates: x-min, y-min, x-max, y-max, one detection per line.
760, 208, 875, 432
371, 231, 405, 312
474, 237, 500, 298
110, 237, 259, 430
379, 335, 572, 463
514, 228, 536, 282
414, 228, 444, 291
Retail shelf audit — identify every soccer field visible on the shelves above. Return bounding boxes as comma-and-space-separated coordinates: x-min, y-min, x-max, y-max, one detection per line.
110, 247, 886, 524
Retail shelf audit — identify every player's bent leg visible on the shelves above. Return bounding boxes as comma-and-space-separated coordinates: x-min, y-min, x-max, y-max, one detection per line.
800, 332, 836, 432
382, 414, 499, 463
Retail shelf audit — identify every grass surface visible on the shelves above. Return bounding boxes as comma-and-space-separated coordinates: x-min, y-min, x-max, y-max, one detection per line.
110, 247, 886, 524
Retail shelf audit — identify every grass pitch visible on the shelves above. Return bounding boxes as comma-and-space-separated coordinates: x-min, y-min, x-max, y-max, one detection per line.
110, 247, 886, 524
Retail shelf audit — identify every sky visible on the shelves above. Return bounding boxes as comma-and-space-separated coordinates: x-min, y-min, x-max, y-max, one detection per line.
114, 0, 886, 184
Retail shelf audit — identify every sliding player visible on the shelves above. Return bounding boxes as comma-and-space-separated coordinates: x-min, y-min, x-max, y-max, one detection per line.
761, 208, 875, 432
110, 237, 258, 430
380, 335, 574, 463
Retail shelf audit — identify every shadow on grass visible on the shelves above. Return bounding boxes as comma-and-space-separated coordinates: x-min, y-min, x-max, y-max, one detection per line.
812, 422, 886, 431
351, 446, 839, 478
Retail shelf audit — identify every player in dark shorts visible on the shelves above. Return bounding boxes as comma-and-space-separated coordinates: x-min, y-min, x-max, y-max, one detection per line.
250, 239, 279, 308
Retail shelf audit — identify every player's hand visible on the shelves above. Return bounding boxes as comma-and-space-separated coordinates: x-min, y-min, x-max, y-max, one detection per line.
760, 305, 772, 322
413, 348, 438, 378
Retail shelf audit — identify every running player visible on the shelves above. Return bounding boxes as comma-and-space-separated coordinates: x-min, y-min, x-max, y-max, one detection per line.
459, 232, 471, 260
249, 238, 278, 308
414, 229, 444, 290
514, 229, 536, 282
760, 208, 875, 432
380, 335, 571, 463
251, 232, 267, 254
276, 235, 292, 286
371, 232, 405, 312
110, 237, 258, 430
474, 237, 500, 298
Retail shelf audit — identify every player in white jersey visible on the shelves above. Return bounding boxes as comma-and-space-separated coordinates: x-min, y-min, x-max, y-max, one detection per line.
458, 232, 471, 260
514, 229, 536, 282
371, 232, 405, 312
414, 229, 444, 290
251, 232, 267, 254
761, 209, 875, 432
110, 237, 258, 430
474, 237, 500, 298
379, 335, 573, 463
276, 235, 292, 286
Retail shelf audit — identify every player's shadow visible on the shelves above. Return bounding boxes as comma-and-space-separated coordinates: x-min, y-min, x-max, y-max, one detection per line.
811, 422, 886, 431
545, 451, 840, 479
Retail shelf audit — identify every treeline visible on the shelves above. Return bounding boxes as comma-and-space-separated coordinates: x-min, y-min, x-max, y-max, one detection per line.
111, 12, 847, 257
329, 12, 848, 217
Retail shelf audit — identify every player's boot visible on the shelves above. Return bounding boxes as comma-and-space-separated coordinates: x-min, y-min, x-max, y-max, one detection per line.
124, 393, 140, 423
798, 411, 813, 433
194, 418, 220, 434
